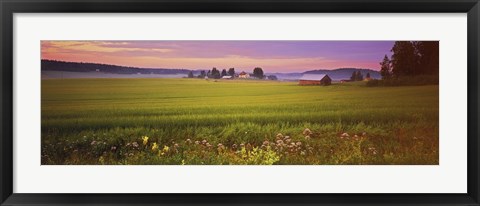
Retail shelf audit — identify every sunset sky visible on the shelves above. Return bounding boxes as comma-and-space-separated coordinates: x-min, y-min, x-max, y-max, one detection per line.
41, 41, 394, 73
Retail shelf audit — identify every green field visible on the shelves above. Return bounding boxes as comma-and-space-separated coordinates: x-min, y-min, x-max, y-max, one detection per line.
41, 78, 439, 165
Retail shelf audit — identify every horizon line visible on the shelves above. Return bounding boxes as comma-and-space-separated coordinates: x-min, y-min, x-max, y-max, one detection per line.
41, 59, 379, 73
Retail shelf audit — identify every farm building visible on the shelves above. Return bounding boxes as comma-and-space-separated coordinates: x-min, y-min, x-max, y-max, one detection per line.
238, 71, 250, 79
222, 75, 233, 79
298, 74, 332, 86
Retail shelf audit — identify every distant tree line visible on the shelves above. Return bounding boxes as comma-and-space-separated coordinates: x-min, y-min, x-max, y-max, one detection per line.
41, 60, 190, 75
368, 41, 439, 87
349, 71, 372, 82
188, 67, 276, 80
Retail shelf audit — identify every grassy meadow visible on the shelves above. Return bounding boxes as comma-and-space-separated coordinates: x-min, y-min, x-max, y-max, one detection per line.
41, 78, 439, 165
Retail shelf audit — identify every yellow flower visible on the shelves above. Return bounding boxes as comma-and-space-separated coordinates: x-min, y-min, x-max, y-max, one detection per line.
151, 142, 158, 151
98, 156, 105, 164
163, 145, 170, 152
142, 136, 149, 145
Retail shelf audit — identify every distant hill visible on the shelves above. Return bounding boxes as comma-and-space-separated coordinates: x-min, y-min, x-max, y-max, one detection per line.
265, 72, 304, 80
267, 68, 381, 81
303, 68, 381, 80
41, 60, 191, 75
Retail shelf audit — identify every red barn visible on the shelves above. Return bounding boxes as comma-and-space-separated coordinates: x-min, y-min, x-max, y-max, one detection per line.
298, 74, 332, 86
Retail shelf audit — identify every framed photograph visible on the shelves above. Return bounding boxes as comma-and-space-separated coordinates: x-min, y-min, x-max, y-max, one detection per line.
1, 0, 479, 205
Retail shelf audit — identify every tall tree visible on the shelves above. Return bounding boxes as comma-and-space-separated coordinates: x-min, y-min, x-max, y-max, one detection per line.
221, 69, 227, 77
390, 41, 417, 77
253, 67, 264, 79
413, 41, 439, 75
211, 67, 221, 79
187, 71, 194, 78
380, 55, 392, 79
198, 70, 206, 78
228, 68, 235, 76
355, 71, 363, 81
366, 72, 371, 79
350, 71, 357, 81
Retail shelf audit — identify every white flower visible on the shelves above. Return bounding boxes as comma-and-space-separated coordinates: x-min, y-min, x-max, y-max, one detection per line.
302, 128, 312, 136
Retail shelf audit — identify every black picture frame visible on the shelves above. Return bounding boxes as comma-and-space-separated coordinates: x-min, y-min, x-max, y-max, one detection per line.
1, 0, 479, 205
